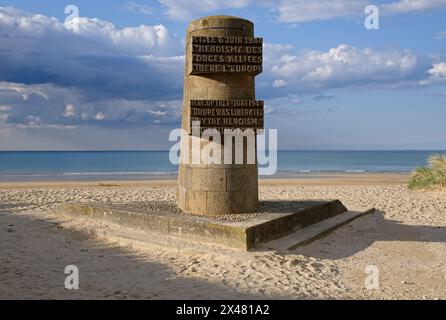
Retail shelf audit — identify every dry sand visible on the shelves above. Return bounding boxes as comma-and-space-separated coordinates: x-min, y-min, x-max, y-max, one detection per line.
1, 173, 446, 299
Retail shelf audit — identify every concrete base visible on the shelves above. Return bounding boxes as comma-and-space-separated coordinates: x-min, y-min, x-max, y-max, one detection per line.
56, 200, 368, 251
262, 208, 375, 252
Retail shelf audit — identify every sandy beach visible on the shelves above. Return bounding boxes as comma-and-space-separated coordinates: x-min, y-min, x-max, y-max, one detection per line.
1, 173, 446, 299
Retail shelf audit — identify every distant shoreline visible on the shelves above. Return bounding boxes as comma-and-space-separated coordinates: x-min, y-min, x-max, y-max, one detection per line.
0, 171, 412, 182
0, 150, 440, 181
0, 172, 410, 188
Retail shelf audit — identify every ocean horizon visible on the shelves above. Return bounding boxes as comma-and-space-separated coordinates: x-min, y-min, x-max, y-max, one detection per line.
1, 150, 444, 181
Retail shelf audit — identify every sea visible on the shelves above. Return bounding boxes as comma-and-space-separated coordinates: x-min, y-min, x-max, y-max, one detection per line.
0, 150, 444, 181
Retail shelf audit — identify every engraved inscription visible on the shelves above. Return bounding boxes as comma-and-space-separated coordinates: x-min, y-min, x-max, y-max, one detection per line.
190, 36, 263, 75
190, 100, 264, 131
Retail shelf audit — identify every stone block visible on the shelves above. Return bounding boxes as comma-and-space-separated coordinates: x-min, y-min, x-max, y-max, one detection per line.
189, 74, 228, 88
188, 16, 254, 34
177, 186, 186, 209
243, 190, 259, 211
226, 167, 258, 191
190, 87, 208, 99
191, 168, 226, 191
185, 190, 207, 213
206, 191, 246, 214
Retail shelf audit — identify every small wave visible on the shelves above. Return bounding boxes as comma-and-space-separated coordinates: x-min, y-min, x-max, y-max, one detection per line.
272, 169, 410, 176
62, 171, 177, 176
0, 171, 178, 181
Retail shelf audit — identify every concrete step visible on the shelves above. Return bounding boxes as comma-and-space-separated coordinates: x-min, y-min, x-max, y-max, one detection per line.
262, 208, 375, 252
56, 200, 351, 251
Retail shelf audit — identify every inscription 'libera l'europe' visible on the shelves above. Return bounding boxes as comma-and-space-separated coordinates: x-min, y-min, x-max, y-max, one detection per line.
190, 36, 263, 75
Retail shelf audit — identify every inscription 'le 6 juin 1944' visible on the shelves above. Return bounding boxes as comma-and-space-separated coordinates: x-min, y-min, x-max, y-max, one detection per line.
190, 36, 263, 75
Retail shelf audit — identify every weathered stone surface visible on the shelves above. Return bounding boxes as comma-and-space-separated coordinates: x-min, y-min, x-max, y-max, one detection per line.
178, 15, 262, 215
190, 87, 208, 99
206, 191, 246, 214
185, 190, 207, 213
206, 86, 253, 100
226, 168, 258, 191
187, 16, 254, 34
243, 191, 260, 211
191, 168, 226, 191
57, 200, 357, 250
177, 185, 186, 209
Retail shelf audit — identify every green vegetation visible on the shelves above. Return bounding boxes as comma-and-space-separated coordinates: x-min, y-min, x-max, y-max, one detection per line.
409, 154, 446, 190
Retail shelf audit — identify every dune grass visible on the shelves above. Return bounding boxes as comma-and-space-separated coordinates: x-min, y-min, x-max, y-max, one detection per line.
409, 154, 446, 190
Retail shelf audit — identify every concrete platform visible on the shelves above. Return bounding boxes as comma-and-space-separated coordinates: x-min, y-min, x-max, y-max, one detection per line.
55, 200, 368, 251
262, 208, 375, 252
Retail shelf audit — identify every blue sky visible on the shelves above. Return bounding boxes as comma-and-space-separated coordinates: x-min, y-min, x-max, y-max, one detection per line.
0, 0, 445, 150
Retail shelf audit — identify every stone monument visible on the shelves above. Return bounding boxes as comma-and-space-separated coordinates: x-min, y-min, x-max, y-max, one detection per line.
60, 16, 366, 250
59, 23, 362, 251
177, 15, 264, 215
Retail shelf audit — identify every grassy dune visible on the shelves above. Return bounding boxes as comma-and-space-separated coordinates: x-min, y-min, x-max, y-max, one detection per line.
409, 154, 446, 190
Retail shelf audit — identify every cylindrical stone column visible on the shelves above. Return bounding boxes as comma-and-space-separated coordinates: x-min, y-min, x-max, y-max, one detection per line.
177, 16, 261, 215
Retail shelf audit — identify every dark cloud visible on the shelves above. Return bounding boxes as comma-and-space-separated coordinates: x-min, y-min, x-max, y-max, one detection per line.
0, 7, 184, 100
0, 6, 184, 128
1, 6, 445, 128
0, 82, 181, 129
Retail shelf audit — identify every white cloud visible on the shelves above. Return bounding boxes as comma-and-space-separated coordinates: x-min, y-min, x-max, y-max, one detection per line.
0, 6, 185, 129
118, 0, 446, 23
272, 79, 287, 88
421, 62, 446, 84
22, 115, 43, 126
158, 0, 251, 20
429, 62, 446, 78
259, 42, 443, 100
124, 2, 154, 15
0, 105, 11, 112
436, 31, 446, 39
274, 0, 446, 23
264, 95, 304, 116
266, 44, 424, 91
0, 126, 11, 136
95, 112, 106, 121
0, 81, 182, 128
1, 5, 445, 130
382, 0, 446, 14
64, 104, 76, 117
0, 82, 49, 101
277, 0, 367, 23
0, 6, 180, 56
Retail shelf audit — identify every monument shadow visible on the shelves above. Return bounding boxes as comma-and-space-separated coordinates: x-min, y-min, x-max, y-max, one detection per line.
0, 210, 275, 299
285, 210, 446, 259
